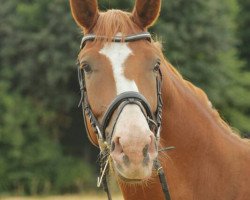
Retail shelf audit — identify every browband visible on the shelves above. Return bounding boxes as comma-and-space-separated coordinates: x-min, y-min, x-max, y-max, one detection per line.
80, 32, 152, 50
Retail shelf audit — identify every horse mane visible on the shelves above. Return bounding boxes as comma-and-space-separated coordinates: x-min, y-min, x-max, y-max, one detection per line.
150, 40, 245, 141
90, 9, 247, 141
162, 58, 245, 140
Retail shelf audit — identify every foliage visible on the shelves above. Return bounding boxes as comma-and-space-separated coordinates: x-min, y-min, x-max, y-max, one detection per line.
0, 0, 94, 195
237, 0, 250, 70
0, 82, 94, 195
236, 0, 250, 136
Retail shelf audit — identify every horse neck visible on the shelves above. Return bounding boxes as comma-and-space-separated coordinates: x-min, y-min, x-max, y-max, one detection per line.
160, 62, 250, 198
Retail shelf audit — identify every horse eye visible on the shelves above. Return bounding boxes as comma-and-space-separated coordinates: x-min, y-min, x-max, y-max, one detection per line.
153, 62, 160, 72
83, 64, 92, 73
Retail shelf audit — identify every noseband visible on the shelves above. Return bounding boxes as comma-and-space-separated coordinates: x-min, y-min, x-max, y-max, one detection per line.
77, 32, 171, 200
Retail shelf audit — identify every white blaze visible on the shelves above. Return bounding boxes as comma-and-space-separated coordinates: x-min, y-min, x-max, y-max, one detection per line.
99, 43, 138, 94
99, 42, 151, 136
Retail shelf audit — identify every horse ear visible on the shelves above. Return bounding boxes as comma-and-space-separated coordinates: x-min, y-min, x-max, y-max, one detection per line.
132, 0, 161, 29
70, 0, 99, 30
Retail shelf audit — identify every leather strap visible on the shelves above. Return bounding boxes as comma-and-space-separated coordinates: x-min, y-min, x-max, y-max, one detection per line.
102, 91, 154, 134
154, 160, 171, 200
80, 32, 152, 50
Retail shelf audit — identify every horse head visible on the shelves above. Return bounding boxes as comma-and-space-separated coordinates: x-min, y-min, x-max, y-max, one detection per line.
70, 0, 163, 183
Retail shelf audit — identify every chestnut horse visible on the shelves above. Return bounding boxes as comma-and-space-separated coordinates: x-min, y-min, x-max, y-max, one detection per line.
70, 0, 250, 199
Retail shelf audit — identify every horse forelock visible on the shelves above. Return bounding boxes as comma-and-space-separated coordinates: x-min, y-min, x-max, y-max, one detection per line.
88, 10, 143, 41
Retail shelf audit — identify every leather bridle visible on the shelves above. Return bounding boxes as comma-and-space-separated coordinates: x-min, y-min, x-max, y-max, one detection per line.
77, 32, 171, 200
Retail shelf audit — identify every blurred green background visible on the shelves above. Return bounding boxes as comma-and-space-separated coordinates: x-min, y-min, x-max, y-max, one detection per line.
0, 0, 250, 196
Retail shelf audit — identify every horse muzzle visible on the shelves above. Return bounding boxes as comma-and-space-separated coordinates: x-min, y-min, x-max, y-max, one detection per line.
108, 104, 158, 181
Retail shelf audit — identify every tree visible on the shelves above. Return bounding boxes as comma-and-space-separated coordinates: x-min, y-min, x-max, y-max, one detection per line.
236, 0, 250, 137
0, 0, 95, 194
237, 0, 250, 70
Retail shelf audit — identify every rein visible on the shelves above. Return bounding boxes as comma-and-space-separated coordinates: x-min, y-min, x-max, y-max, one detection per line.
77, 32, 171, 200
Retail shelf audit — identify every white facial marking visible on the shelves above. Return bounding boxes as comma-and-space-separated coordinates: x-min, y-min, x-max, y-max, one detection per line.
100, 42, 152, 146
115, 105, 151, 134
99, 42, 138, 94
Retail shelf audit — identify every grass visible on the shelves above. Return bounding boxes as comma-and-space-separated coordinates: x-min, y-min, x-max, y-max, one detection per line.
1, 194, 124, 200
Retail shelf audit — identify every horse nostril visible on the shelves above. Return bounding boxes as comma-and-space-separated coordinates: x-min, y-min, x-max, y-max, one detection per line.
143, 144, 149, 158
111, 141, 115, 152
143, 144, 150, 166
111, 137, 123, 154
123, 154, 130, 166
143, 153, 150, 166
